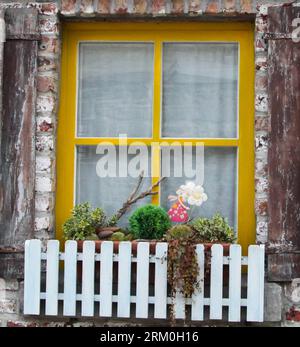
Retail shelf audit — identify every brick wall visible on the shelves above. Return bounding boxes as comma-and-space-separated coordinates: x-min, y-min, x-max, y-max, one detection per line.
0, 0, 299, 327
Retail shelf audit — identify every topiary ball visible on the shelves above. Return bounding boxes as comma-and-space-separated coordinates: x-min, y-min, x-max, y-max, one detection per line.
129, 204, 171, 240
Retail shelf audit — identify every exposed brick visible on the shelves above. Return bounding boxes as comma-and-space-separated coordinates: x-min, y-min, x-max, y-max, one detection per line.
255, 133, 268, 152
37, 95, 56, 113
256, 33, 267, 53
256, 15, 268, 33
240, 0, 255, 14
255, 116, 269, 132
133, 0, 148, 14
39, 16, 59, 35
258, 4, 269, 17
35, 194, 54, 212
171, 0, 184, 14
36, 135, 54, 152
255, 199, 268, 216
255, 73, 267, 91
256, 219, 268, 243
205, 0, 219, 14
255, 176, 268, 194
38, 56, 57, 72
114, 0, 128, 14
224, 0, 236, 13
36, 156, 53, 173
153, 0, 166, 15
39, 37, 60, 54
189, 0, 201, 14
7, 321, 38, 327
95, 0, 111, 13
0, 299, 17, 314
256, 56, 267, 72
285, 279, 300, 304
255, 94, 268, 113
35, 176, 54, 193
255, 158, 268, 177
4, 280, 19, 292
80, 0, 95, 15
35, 216, 52, 231
61, 0, 78, 15
37, 76, 57, 93
286, 306, 300, 322
37, 116, 54, 133
40, 3, 59, 16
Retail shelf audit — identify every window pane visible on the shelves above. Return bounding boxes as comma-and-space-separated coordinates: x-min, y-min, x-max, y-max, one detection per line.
160, 147, 237, 230
76, 146, 152, 227
162, 43, 238, 138
77, 43, 154, 138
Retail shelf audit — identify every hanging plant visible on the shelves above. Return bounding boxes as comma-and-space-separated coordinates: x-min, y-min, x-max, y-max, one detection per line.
165, 225, 199, 324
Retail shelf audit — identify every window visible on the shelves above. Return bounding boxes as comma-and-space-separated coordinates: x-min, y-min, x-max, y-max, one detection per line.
57, 23, 255, 252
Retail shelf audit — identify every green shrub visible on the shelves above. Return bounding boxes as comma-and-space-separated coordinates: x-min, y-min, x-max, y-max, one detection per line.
191, 213, 236, 243
165, 224, 194, 241
63, 202, 106, 240
129, 204, 171, 240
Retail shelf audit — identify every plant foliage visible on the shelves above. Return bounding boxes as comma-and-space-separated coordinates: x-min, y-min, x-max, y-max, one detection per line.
191, 213, 236, 243
129, 204, 171, 240
63, 202, 107, 240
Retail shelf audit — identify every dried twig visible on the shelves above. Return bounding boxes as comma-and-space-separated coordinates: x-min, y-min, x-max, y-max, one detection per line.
109, 173, 166, 224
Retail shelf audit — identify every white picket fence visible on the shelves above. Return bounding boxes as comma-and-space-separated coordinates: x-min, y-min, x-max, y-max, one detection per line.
24, 240, 265, 322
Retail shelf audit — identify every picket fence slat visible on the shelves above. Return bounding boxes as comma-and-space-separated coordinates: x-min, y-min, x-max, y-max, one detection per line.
117, 242, 132, 318
82, 241, 95, 316
136, 242, 150, 318
45, 240, 60, 316
99, 241, 113, 317
24, 239, 42, 315
154, 242, 168, 319
228, 244, 242, 322
63, 240, 77, 316
23, 240, 265, 322
247, 245, 265, 322
210, 244, 223, 320
191, 244, 205, 321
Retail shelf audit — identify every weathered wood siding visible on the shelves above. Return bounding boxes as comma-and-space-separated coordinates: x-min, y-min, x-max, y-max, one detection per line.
267, 5, 300, 281
0, 8, 39, 277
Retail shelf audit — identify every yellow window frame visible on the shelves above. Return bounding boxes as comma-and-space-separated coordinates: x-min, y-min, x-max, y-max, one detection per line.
56, 22, 255, 254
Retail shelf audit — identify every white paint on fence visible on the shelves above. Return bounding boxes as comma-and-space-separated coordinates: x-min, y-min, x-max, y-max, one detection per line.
81, 241, 95, 316
247, 245, 265, 322
24, 239, 41, 315
45, 240, 59, 316
63, 240, 77, 316
24, 241, 265, 322
191, 244, 205, 321
117, 241, 132, 318
154, 242, 168, 319
210, 244, 223, 320
228, 244, 242, 322
99, 241, 113, 317
136, 242, 150, 318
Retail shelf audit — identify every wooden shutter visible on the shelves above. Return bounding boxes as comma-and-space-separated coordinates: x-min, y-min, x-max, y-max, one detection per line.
0, 9, 39, 278
267, 4, 300, 281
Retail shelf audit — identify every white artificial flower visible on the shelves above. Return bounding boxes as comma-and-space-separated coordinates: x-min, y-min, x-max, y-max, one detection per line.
176, 181, 208, 206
